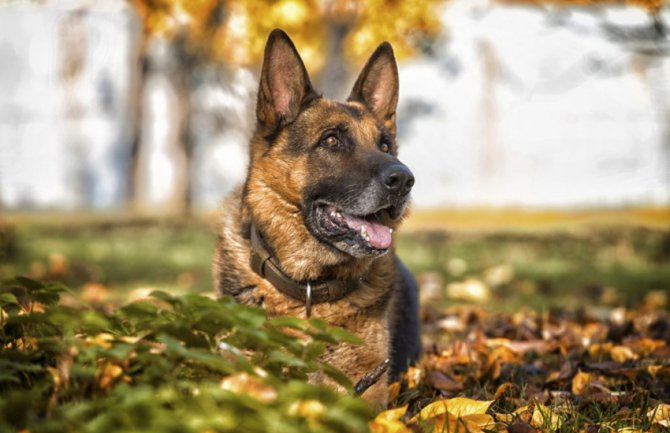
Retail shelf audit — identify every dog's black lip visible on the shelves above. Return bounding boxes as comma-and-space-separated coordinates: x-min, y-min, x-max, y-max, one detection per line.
308, 201, 393, 253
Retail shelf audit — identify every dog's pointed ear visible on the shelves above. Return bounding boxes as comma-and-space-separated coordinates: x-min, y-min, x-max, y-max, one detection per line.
257, 29, 315, 135
348, 42, 399, 134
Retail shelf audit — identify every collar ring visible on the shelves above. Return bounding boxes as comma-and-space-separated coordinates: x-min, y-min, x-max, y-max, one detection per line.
305, 282, 312, 318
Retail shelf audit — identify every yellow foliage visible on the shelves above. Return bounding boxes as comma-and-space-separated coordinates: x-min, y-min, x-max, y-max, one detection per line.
611, 345, 639, 363
648, 403, 670, 427
130, 0, 445, 70
369, 405, 411, 433
411, 397, 494, 422
288, 399, 326, 420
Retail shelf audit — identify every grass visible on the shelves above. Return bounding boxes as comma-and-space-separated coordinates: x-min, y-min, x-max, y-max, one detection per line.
2, 210, 669, 432
2, 211, 669, 310
0, 218, 217, 301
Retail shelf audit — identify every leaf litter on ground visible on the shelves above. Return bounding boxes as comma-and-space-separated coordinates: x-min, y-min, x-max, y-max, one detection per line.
2, 272, 670, 432
376, 301, 670, 432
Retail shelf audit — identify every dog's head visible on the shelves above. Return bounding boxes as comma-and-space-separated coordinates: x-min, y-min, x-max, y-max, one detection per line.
246, 29, 414, 263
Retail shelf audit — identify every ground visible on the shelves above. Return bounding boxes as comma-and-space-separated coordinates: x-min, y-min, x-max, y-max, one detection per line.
0, 211, 669, 432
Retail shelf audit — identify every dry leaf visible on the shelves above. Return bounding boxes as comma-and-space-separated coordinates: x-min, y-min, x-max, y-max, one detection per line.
98, 362, 123, 390
48, 252, 69, 277
446, 278, 491, 303
369, 418, 412, 433
611, 345, 638, 363
648, 403, 670, 427
572, 370, 595, 395
412, 397, 493, 422
387, 381, 401, 401
288, 400, 325, 420
529, 403, 562, 431
406, 366, 424, 389
426, 371, 463, 394
428, 412, 496, 433
370, 406, 410, 433
86, 333, 115, 349
220, 372, 277, 403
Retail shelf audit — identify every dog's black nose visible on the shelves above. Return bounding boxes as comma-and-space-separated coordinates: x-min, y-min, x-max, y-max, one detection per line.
381, 164, 414, 196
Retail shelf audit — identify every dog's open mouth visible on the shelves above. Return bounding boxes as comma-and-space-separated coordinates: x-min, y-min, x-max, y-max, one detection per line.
314, 204, 393, 251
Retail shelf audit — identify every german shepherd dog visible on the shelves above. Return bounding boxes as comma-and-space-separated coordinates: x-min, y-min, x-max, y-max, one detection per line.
213, 29, 420, 405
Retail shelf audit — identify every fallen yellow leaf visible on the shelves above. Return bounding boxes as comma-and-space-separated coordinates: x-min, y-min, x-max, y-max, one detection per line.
98, 362, 123, 390
495, 412, 514, 423
428, 412, 496, 433
370, 406, 410, 433
220, 372, 277, 403
648, 403, 670, 427
530, 403, 562, 431
406, 366, 424, 389
388, 381, 401, 401
86, 333, 115, 349
511, 403, 563, 430
412, 397, 493, 422
588, 342, 613, 358
369, 418, 412, 433
375, 406, 408, 422
288, 399, 326, 420
611, 345, 638, 363
572, 370, 609, 395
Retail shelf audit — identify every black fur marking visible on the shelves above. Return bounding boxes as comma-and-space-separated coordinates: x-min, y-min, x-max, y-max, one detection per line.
389, 257, 421, 380
338, 102, 363, 119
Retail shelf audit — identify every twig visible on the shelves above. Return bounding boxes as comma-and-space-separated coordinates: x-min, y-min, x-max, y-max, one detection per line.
354, 358, 390, 396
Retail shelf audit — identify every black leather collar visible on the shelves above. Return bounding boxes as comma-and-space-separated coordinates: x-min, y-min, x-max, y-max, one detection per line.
249, 223, 365, 316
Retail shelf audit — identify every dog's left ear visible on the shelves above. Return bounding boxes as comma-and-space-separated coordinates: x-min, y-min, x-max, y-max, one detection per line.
348, 42, 399, 134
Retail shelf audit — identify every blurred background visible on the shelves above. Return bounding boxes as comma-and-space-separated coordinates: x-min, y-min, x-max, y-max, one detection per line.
1, 0, 669, 311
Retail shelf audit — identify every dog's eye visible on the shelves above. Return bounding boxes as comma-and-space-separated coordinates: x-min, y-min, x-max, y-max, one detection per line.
380, 142, 391, 153
322, 135, 340, 148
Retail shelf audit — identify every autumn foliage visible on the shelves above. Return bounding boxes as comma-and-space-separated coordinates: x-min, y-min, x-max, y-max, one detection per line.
129, 0, 443, 69
2, 274, 669, 432
373, 305, 670, 432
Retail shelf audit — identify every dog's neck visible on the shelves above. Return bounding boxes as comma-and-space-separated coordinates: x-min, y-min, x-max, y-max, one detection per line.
247, 222, 370, 315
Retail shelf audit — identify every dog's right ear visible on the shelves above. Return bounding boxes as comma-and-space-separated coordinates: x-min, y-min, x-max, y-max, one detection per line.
257, 29, 316, 135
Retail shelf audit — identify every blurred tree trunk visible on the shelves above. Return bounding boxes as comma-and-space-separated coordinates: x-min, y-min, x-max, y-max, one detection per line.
317, 0, 359, 99
58, 9, 88, 209
318, 20, 353, 99
478, 40, 502, 202
616, 13, 670, 259
131, 41, 192, 215
128, 43, 147, 212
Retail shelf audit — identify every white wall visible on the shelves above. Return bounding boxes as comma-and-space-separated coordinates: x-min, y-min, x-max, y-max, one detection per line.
0, 1, 139, 210
398, 1, 670, 208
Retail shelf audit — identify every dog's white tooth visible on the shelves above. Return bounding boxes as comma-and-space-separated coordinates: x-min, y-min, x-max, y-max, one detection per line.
330, 210, 336, 218
389, 228, 393, 234
360, 226, 367, 237
336, 212, 342, 219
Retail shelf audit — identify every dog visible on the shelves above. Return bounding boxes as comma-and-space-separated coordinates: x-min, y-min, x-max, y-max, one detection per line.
213, 29, 420, 405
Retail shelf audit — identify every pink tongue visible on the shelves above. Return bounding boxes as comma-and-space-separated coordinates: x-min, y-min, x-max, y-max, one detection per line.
342, 214, 392, 249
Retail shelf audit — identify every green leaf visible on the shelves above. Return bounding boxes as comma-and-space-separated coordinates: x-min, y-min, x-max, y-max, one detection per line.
0, 291, 17, 306
321, 363, 354, 391
326, 327, 363, 345
267, 350, 309, 369
268, 316, 309, 331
